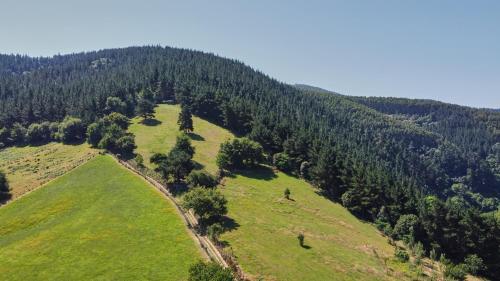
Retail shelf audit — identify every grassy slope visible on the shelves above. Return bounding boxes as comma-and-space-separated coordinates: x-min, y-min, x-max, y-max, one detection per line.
220, 169, 414, 281
131, 104, 416, 280
0, 155, 200, 281
0, 142, 97, 198
129, 104, 234, 174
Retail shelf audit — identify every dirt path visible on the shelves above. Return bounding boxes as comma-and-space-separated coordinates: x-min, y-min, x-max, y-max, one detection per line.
114, 156, 229, 268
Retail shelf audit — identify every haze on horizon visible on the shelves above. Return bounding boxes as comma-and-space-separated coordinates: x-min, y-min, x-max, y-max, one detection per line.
1, 0, 498, 108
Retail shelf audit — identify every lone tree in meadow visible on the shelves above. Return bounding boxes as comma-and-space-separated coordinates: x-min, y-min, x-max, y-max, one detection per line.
284, 188, 291, 200
0, 170, 11, 203
136, 90, 155, 120
297, 233, 305, 247
178, 105, 194, 133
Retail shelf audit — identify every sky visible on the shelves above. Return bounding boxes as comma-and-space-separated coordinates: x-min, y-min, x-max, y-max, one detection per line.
0, 0, 499, 108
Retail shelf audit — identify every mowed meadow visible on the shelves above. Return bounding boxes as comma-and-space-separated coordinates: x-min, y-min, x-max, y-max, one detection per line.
131, 105, 417, 281
0, 142, 97, 198
0, 155, 201, 281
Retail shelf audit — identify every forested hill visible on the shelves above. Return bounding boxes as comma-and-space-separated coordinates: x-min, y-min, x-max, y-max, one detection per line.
0, 46, 499, 276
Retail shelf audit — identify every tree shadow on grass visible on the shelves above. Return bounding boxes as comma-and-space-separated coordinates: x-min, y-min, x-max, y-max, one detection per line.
220, 216, 240, 232
140, 118, 162, 126
232, 165, 277, 181
193, 161, 205, 171
187, 132, 205, 141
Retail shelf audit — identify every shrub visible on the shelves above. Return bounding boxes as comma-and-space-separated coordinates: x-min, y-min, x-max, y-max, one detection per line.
273, 152, 293, 172
463, 254, 484, 275
10, 123, 27, 144
134, 154, 144, 167
392, 214, 419, 244
188, 261, 233, 281
444, 263, 467, 281
115, 135, 136, 154
394, 248, 409, 262
104, 96, 127, 114
86, 122, 103, 147
102, 112, 130, 129
187, 170, 218, 188
58, 117, 85, 143
207, 223, 224, 241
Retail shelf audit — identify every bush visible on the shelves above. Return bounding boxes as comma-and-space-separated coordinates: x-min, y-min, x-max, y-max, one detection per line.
444, 263, 467, 281
58, 117, 85, 143
134, 154, 144, 167
187, 170, 218, 188
463, 254, 484, 275
10, 123, 27, 144
86, 122, 103, 147
115, 135, 136, 154
104, 96, 127, 114
183, 187, 228, 222
188, 261, 233, 281
102, 112, 130, 129
207, 223, 224, 241
273, 152, 293, 172
392, 214, 419, 244
394, 248, 409, 262
0, 127, 10, 146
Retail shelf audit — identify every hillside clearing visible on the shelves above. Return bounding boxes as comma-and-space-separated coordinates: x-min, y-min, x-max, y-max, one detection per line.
0, 142, 97, 199
0, 155, 201, 281
129, 104, 234, 174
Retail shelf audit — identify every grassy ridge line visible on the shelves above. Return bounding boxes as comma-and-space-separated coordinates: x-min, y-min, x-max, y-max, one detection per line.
0, 155, 200, 281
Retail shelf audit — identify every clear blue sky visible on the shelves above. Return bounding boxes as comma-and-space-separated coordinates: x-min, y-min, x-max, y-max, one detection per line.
1, 0, 499, 108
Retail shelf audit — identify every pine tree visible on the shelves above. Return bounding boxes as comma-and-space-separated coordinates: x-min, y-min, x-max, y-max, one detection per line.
178, 105, 194, 133
136, 90, 155, 120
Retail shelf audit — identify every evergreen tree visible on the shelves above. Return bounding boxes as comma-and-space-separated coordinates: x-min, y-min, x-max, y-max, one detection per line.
136, 90, 155, 120
0, 170, 11, 203
178, 105, 194, 133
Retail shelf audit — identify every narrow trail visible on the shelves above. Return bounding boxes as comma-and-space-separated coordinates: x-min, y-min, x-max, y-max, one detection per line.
113, 156, 229, 268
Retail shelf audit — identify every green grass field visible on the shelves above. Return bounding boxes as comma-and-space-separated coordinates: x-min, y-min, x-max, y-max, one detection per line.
219, 168, 415, 281
0, 142, 97, 199
130, 106, 418, 280
129, 104, 234, 174
0, 155, 201, 281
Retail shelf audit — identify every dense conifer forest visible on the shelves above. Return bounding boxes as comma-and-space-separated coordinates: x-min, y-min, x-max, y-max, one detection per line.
0, 46, 498, 277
